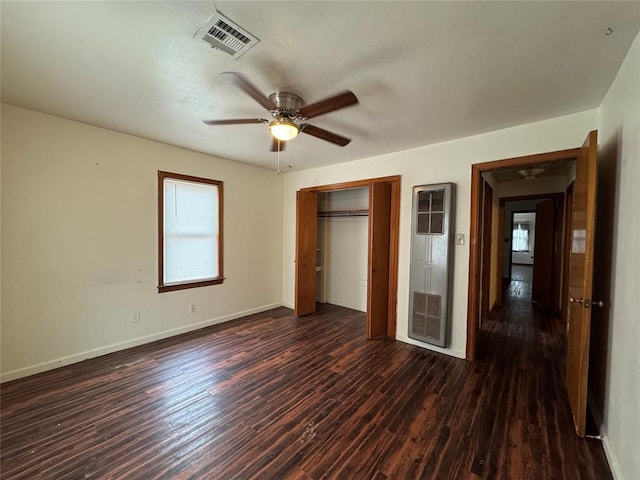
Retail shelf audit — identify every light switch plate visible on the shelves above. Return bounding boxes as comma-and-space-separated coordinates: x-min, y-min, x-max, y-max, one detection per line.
456, 233, 465, 245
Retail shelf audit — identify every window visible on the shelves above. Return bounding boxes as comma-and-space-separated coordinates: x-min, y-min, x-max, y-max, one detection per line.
158, 171, 223, 292
512, 222, 530, 252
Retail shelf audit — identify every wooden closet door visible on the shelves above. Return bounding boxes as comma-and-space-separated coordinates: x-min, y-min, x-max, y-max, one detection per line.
295, 190, 317, 317
368, 182, 391, 338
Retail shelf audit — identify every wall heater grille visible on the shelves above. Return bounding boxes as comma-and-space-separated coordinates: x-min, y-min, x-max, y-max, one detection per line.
409, 183, 454, 347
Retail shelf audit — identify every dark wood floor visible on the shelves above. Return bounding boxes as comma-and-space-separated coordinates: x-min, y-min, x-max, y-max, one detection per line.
1, 278, 611, 479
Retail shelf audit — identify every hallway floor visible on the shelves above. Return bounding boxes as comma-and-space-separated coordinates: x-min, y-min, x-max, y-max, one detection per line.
477, 264, 610, 478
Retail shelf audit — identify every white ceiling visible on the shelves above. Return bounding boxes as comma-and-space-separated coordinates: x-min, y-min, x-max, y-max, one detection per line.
2, 1, 639, 172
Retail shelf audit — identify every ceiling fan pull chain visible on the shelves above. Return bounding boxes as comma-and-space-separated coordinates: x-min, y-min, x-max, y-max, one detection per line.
289, 142, 293, 170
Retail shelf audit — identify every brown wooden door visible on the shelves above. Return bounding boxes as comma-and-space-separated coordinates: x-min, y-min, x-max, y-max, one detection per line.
367, 181, 391, 338
294, 190, 318, 317
480, 182, 493, 321
532, 199, 555, 309
566, 130, 598, 437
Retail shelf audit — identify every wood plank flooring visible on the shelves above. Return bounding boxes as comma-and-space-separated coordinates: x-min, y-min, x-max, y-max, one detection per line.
1, 284, 612, 479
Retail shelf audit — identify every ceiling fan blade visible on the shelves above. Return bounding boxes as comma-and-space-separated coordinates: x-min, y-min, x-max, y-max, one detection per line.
298, 91, 358, 120
269, 138, 287, 152
221, 72, 276, 111
300, 124, 351, 146
202, 118, 268, 125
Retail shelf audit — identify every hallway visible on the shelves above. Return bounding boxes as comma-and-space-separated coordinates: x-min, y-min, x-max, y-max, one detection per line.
476, 265, 610, 478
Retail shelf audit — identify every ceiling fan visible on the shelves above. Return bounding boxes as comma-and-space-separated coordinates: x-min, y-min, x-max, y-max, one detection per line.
203, 72, 359, 152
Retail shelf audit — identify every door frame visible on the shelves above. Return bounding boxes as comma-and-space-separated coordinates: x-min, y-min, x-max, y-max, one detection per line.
298, 175, 401, 338
507, 208, 535, 273
467, 148, 580, 360
480, 181, 494, 323
500, 206, 540, 299
510, 208, 536, 268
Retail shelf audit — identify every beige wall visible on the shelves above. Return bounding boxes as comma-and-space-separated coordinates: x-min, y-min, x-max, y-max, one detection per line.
282, 109, 599, 359
594, 31, 640, 480
322, 217, 368, 311
1, 104, 284, 381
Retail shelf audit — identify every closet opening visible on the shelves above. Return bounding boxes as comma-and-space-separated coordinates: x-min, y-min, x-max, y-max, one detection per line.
316, 188, 369, 312
295, 176, 401, 339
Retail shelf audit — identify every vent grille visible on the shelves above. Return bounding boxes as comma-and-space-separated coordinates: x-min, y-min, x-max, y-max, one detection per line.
412, 292, 441, 341
195, 11, 259, 58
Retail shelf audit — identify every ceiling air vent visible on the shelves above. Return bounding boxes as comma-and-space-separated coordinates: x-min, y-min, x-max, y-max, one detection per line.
195, 11, 259, 58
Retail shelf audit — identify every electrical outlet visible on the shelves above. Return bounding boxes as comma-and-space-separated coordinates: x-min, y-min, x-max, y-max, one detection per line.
189, 303, 196, 314
132, 311, 141, 323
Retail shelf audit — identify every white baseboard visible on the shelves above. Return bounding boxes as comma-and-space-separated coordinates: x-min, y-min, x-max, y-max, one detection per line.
586, 393, 622, 479
600, 433, 623, 480
1, 302, 282, 383
395, 334, 466, 359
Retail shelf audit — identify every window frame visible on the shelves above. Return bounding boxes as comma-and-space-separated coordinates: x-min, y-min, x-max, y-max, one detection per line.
157, 171, 224, 293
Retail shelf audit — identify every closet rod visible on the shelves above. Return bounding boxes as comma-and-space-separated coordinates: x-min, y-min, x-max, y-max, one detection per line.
318, 209, 369, 218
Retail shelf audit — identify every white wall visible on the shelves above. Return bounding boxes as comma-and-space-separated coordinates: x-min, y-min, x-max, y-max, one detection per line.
318, 189, 369, 311
323, 217, 368, 312
595, 31, 640, 480
319, 188, 368, 212
1, 104, 284, 381
283, 109, 599, 358
498, 175, 567, 198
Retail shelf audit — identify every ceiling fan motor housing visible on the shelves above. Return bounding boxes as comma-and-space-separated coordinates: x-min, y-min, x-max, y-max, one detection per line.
269, 91, 303, 117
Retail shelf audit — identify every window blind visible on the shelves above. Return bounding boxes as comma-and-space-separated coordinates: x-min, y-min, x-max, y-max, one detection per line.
164, 179, 219, 284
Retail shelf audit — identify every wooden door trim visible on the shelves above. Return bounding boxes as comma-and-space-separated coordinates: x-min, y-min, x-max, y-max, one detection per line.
300, 175, 401, 193
500, 193, 565, 203
467, 149, 579, 360
387, 178, 401, 337
476, 148, 580, 172
481, 181, 493, 322
296, 175, 401, 339
496, 200, 505, 306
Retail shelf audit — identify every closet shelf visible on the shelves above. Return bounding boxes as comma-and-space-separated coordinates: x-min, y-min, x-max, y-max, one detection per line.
318, 209, 369, 218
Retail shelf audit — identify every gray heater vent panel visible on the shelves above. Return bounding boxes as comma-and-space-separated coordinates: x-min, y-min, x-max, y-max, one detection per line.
409, 183, 454, 347
195, 11, 260, 58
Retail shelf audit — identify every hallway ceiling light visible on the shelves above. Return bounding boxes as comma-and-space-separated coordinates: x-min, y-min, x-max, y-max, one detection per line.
518, 168, 545, 180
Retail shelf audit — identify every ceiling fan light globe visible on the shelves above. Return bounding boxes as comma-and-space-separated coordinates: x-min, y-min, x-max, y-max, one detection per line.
269, 119, 299, 141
